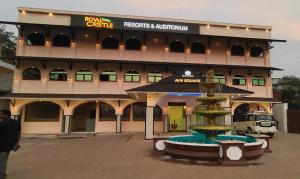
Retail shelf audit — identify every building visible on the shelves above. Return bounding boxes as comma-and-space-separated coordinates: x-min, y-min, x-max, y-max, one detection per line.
0, 7, 285, 139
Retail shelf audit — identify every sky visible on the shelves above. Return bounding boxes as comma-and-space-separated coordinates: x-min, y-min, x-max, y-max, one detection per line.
0, 0, 299, 77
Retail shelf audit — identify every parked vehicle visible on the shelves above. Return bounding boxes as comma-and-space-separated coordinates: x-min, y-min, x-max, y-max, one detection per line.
233, 112, 277, 137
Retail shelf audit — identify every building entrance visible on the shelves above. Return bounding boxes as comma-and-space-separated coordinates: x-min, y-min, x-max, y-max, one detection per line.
168, 102, 186, 131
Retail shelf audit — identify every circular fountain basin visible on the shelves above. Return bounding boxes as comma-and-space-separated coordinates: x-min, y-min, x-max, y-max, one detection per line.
163, 135, 264, 161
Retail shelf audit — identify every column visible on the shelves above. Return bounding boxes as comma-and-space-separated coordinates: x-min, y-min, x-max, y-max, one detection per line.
145, 106, 154, 140
116, 114, 121, 133
186, 115, 191, 131
64, 115, 71, 135
163, 115, 168, 133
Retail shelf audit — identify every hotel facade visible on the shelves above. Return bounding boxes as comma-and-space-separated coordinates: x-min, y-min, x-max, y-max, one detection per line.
0, 7, 284, 139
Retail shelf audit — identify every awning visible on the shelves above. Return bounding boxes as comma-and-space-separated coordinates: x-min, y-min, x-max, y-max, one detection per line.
126, 73, 253, 95
0, 93, 134, 100
232, 97, 281, 103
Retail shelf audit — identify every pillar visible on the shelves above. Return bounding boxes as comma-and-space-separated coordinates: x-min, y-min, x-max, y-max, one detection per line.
116, 114, 121, 133
163, 115, 168, 133
186, 115, 191, 131
64, 115, 71, 135
145, 106, 154, 140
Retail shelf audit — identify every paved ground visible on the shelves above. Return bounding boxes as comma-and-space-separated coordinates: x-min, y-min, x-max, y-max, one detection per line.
6, 133, 300, 179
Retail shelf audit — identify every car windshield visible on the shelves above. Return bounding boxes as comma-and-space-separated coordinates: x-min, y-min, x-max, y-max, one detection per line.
255, 115, 272, 121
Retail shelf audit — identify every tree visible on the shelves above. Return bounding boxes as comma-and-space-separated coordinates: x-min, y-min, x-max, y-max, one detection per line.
0, 25, 17, 57
279, 76, 300, 109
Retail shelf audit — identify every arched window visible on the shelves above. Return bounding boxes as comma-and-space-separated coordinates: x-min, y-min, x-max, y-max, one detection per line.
25, 102, 60, 122
75, 70, 93, 81
231, 44, 245, 56
250, 46, 264, 58
232, 74, 246, 85
52, 34, 71, 47
147, 72, 163, 83
169, 41, 185, 53
191, 41, 206, 54
125, 37, 141, 50
26, 32, 45, 46
102, 37, 119, 49
124, 71, 140, 82
213, 74, 226, 84
99, 102, 116, 121
123, 102, 162, 121
23, 68, 41, 80
49, 69, 67, 81
100, 70, 117, 82
252, 75, 265, 86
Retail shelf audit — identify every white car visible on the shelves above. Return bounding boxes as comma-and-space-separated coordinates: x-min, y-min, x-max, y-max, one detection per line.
234, 112, 277, 137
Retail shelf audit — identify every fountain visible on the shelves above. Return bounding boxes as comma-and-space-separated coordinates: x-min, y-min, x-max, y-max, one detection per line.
154, 70, 265, 165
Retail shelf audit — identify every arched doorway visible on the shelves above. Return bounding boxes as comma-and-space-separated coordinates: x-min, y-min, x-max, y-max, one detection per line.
233, 103, 268, 122
72, 102, 96, 132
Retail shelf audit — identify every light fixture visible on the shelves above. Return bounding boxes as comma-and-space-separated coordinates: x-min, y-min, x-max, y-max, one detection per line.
49, 12, 53, 16
186, 48, 191, 53
96, 43, 101, 48
153, 38, 158, 43
142, 45, 147, 50
227, 50, 231, 55
207, 24, 210, 28
206, 49, 211, 55
246, 27, 249, 31
226, 26, 230, 30
165, 47, 169, 52
21, 10, 26, 15
266, 29, 269, 32
84, 34, 89, 38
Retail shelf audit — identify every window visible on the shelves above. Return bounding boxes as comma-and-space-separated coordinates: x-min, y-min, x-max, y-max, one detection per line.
252, 75, 265, 86
25, 102, 60, 122
26, 32, 45, 46
122, 105, 130, 121
191, 42, 206, 54
75, 70, 93, 81
23, 68, 41, 80
231, 44, 245, 56
147, 72, 163, 83
52, 34, 71, 47
232, 75, 246, 85
250, 46, 264, 58
124, 71, 140, 82
49, 69, 67, 81
99, 102, 116, 121
102, 37, 119, 49
213, 74, 226, 84
125, 37, 141, 50
100, 70, 117, 82
169, 41, 185, 53
133, 102, 147, 121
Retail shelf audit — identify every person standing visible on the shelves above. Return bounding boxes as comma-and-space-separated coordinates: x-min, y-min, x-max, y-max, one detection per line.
0, 110, 21, 179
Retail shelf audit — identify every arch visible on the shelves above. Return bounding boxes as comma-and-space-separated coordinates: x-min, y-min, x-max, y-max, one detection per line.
52, 34, 71, 47
169, 40, 185, 53
190, 41, 206, 54
250, 46, 264, 58
213, 73, 226, 84
26, 32, 45, 46
23, 101, 61, 122
232, 74, 246, 86
72, 102, 96, 132
231, 44, 245, 56
49, 68, 67, 81
124, 70, 140, 82
147, 71, 163, 83
23, 67, 41, 80
99, 102, 116, 121
99, 69, 117, 82
102, 36, 119, 49
125, 37, 141, 50
252, 75, 265, 86
122, 102, 162, 121
75, 69, 93, 81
